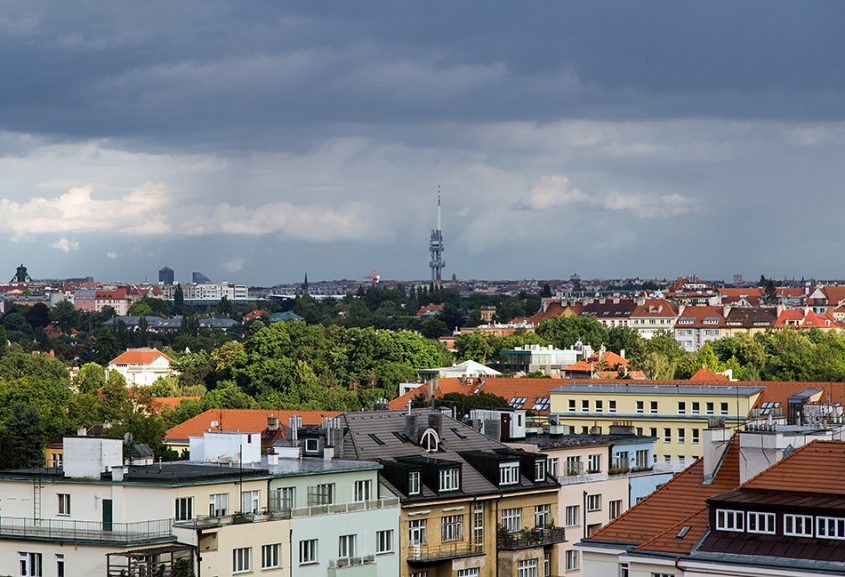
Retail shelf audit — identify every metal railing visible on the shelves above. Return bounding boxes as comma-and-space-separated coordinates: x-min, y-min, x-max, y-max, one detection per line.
276, 497, 400, 518
0, 517, 172, 544
406, 541, 483, 562
328, 555, 376, 569
497, 526, 565, 550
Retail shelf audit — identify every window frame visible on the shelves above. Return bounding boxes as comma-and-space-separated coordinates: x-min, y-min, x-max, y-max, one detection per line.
499, 461, 521, 486
338, 533, 357, 559
817, 516, 845, 540
586, 494, 601, 512
261, 543, 280, 569
408, 471, 421, 495
439, 467, 460, 492
354, 479, 372, 502
441, 514, 463, 542
715, 509, 744, 532
57, 493, 71, 516
298, 539, 318, 565
376, 529, 394, 554
175, 496, 193, 521
232, 547, 252, 574
746, 511, 775, 535
784, 514, 814, 538
501, 507, 522, 533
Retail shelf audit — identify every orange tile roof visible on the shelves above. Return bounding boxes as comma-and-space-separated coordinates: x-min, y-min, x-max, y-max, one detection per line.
561, 361, 594, 373
631, 298, 677, 318
152, 396, 200, 412
743, 440, 845, 495
588, 350, 629, 367
718, 288, 763, 298
387, 377, 564, 413
165, 408, 340, 441
689, 366, 729, 383
109, 349, 173, 365
821, 286, 845, 306
590, 437, 740, 548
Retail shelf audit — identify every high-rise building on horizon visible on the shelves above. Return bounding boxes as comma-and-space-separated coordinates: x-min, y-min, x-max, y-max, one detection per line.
158, 266, 174, 285
428, 190, 445, 284
192, 271, 211, 283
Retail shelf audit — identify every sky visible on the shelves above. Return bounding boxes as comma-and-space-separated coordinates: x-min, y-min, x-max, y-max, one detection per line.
2, 1, 845, 285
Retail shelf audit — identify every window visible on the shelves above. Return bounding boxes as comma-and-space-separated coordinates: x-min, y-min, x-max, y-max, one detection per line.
609, 400, 617, 413
650, 401, 658, 414
716, 509, 744, 532
568, 399, 576, 412
241, 490, 259, 514
474, 502, 484, 544
636, 449, 649, 469
746, 511, 775, 534
706, 402, 714, 415
304, 438, 319, 453
354, 480, 372, 502
547, 458, 558, 478
691, 428, 700, 444
175, 497, 193, 521
581, 400, 589, 412
261, 544, 280, 569
500, 462, 520, 485
720, 402, 729, 416
55, 555, 64, 577
785, 514, 814, 537
441, 514, 463, 541
458, 569, 479, 577
411, 572, 428, 577
209, 493, 228, 517
619, 563, 629, 577
587, 494, 601, 512
376, 530, 393, 553
19, 553, 42, 577
510, 397, 528, 409
501, 508, 521, 533
421, 429, 440, 452
275, 487, 295, 511
534, 459, 546, 482
409, 519, 427, 545
588, 453, 601, 473
565, 456, 582, 476
312, 483, 334, 505
533, 397, 550, 411
518, 558, 539, 577
544, 552, 551, 577
232, 547, 251, 574
564, 505, 580, 527
565, 549, 579, 571
679, 455, 686, 465
609, 499, 623, 520
692, 402, 700, 415
663, 428, 671, 443
595, 400, 603, 413
439, 467, 460, 492
677, 428, 685, 444
408, 471, 421, 495
299, 539, 318, 565
534, 504, 551, 527
636, 401, 644, 414
338, 534, 357, 559
677, 401, 686, 414
57, 494, 70, 516
817, 516, 845, 539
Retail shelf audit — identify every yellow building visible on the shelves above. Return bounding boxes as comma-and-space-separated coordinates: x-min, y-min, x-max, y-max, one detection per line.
550, 383, 763, 467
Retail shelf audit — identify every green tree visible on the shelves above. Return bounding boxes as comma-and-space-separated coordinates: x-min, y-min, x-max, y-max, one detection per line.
0, 402, 46, 469
421, 317, 450, 339
536, 316, 608, 349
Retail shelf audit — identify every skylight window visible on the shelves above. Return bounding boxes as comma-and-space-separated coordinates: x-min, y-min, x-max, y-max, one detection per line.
532, 397, 550, 411
509, 397, 528, 409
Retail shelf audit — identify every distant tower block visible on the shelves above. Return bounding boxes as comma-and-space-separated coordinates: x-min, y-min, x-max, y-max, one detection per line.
158, 266, 174, 285
429, 190, 445, 284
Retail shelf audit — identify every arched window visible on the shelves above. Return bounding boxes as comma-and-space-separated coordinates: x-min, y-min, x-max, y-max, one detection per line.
420, 428, 440, 453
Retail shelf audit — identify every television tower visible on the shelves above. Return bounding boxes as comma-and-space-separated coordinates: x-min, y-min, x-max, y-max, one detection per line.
429, 188, 445, 284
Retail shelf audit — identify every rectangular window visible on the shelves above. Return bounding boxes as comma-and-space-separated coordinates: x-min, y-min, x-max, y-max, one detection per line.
565, 456, 582, 476
588, 453, 602, 473
609, 499, 623, 520
566, 549, 579, 571
376, 529, 393, 553
785, 514, 814, 537
817, 516, 845, 539
649, 400, 658, 414
565, 505, 580, 527
354, 479, 372, 502
409, 519, 427, 545
595, 400, 603, 413
232, 547, 251, 574
408, 471, 421, 495
587, 494, 601, 512
716, 509, 744, 532
299, 539, 318, 565
209, 493, 228, 517
499, 462, 520, 485
501, 508, 522, 533
439, 468, 460, 491
678, 401, 686, 414
175, 497, 193, 521
609, 400, 617, 413
311, 483, 334, 505
747, 511, 775, 534
677, 428, 685, 444
57, 494, 70, 516
636, 449, 649, 469
55, 555, 63, 577
441, 514, 463, 542
261, 544, 280, 569
19, 553, 42, 577
241, 490, 259, 514
692, 402, 700, 415
581, 399, 589, 412
720, 402, 729, 416
692, 429, 700, 444
458, 569, 480, 577
474, 502, 484, 544
518, 558, 539, 577
534, 504, 551, 528
547, 458, 558, 478
568, 399, 576, 412
338, 534, 357, 559
410, 573, 428, 577
534, 459, 546, 481
275, 486, 295, 511
663, 428, 671, 443
636, 401, 644, 414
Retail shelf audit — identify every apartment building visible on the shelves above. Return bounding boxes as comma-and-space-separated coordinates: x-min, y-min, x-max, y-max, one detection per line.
338, 409, 564, 577
628, 299, 678, 339
673, 305, 725, 352
108, 348, 173, 387
549, 382, 763, 468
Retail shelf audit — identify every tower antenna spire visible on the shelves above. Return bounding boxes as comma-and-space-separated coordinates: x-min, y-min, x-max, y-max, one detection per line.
428, 187, 445, 285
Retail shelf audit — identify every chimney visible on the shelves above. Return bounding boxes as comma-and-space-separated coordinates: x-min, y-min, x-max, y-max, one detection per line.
702, 419, 731, 484
405, 414, 419, 443
77, 426, 87, 437
619, 348, 626, 360
267, 416, 280, 431
323, 447, 335, 461
111, 465, 126, 482
329, 428, 345, 454
428, 412, 443, 435
288, 416, 300, 442
483, 419, 501, 441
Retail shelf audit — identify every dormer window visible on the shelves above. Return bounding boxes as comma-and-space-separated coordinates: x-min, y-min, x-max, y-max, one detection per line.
534, 459, 546, 482
747, 511, 775, 534
420, 429, 440, 453
499, 461, 520, 486
304, 438, 319, 454
716, 509, 744, 532
817, 516, 845, 539
438, 467, 460, 492
408, 471, 421, 495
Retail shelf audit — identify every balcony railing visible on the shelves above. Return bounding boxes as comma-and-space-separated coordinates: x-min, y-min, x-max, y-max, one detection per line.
497, 526, 565, 550
328, 555, 376, 569
406, 541, 484, 563
0, 517, 173, 544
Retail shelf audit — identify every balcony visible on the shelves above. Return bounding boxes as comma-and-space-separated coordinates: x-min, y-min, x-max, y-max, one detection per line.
328, 555, 376, 569
291, 497, 400, 519
0, 517, 173, 545
497, 526, 565, 550
173, 509, 292, 531
406, 542, 484, 564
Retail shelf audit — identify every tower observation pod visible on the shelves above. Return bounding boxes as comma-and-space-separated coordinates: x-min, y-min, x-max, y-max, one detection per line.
429, 189, 445, 284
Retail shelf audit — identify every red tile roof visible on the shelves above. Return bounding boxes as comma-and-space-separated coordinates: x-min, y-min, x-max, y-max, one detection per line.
152, 396, 200, 412
109, 349, 173, 365
820, 286, 845, 306
631, 298, 677, 318
689, 367, 729, 383
774, 308, 838, 329
743, 440, 845, 495
165, 409, 340, 441
675, 305, 725, 327
718, 288, 763, 298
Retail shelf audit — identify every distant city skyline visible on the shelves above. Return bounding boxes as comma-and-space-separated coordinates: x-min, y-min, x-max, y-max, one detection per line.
1, 3, 845, 284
